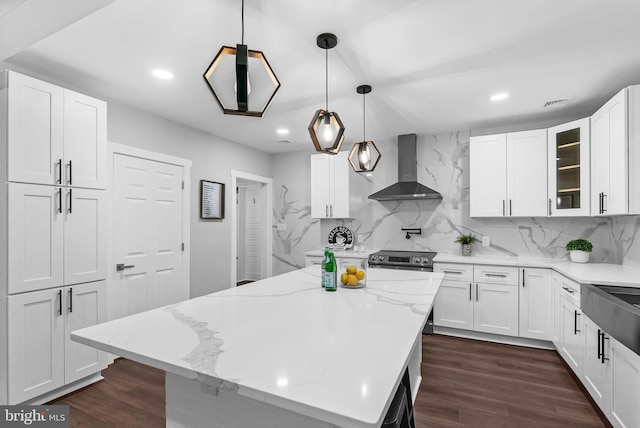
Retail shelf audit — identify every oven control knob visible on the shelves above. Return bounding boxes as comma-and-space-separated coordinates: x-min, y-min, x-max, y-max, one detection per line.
422, 257, 430, 264
379, 256, 385, 261
371, 255, 377, 261
413, 257, 421, 264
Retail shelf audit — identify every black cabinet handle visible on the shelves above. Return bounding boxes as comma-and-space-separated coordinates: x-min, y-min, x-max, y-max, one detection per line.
67, 189, 72, 213
57, 159, 62, 184
522, 269, 525, 287
67, 160, 73, 185
502, 200, 505, 216
469, 283, 472, 301
602, 193, 607, 213
601, 334, 610, 363
548, 198, 552, 216
68, 288, 73, 313
476, 284, 479, 301
58, 290, 62, 316
597, 329, 602, 359
57, 188, 62, 214
562, 286, 575, 294
509, 199, 512, 216
574, 310, 580, 334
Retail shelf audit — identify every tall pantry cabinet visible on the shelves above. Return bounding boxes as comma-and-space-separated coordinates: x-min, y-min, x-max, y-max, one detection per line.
1, 70, 108, 405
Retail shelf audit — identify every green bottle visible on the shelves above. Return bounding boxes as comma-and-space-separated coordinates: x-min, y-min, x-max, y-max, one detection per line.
321, 246, 329, 287
324, 247, 337, 291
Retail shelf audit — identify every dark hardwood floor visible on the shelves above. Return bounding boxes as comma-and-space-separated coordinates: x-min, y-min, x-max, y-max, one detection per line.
50, 335, 611, 427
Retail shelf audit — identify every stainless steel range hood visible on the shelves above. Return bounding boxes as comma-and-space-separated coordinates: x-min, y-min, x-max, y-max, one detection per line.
369, 134, 442, 201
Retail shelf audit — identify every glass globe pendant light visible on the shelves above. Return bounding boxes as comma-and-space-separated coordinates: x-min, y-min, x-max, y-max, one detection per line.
348, 85, 382, 173
308, 33, 345, 154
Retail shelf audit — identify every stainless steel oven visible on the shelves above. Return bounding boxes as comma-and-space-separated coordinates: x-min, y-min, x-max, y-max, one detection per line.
368, 250, 437, 334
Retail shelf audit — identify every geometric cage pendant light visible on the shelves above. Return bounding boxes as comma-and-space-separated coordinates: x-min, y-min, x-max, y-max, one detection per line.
308, 33, 345, 154
203, 0, 281, 117
348, 84, 382, 173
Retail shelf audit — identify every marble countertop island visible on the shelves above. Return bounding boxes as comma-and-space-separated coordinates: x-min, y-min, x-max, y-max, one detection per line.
72, 266, 443, 428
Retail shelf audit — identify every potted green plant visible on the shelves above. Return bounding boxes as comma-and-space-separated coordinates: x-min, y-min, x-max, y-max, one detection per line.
455, 234, 477, 256
566, 238, 593, 263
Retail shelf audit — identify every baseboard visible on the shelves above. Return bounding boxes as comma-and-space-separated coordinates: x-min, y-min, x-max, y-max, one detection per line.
30, 373, 104, 405
433, 326, 555, 350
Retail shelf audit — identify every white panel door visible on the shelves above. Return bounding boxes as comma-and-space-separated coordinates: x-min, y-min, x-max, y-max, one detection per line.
506, 129, 548, 217
473, 283, 519, 336
331, 151, 350, 218
610, 340, 640, 428
519, 268, 552, 340
606, 91, 629, 215
561, 298, 583, 376
470, 134, 507, 217
63, 89, 107, 189
582, 316, 612, 413
552, 273, 563, 349
63, 188, 106, 285
7, 70, 64, 185
64, 281, 107, 384
113, 154, 184, 319
8, 183, 64, 294
310, 154, 331, 218
7, 288, 65, 404
433, 280, 473, 331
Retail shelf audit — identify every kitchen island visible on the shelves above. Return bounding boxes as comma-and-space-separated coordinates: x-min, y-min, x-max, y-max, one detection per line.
71, 266, 443, 428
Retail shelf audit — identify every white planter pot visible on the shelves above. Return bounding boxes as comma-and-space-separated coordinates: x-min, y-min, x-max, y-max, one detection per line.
569, 250, 590, 263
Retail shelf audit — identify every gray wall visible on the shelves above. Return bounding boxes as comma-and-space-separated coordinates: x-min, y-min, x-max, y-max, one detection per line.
107, 100, 273, 297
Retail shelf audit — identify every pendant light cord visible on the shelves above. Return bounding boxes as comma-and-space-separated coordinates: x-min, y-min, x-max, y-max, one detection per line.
325, 46, 329, 111
363, 91, 366, 141
241, 0, 245, 44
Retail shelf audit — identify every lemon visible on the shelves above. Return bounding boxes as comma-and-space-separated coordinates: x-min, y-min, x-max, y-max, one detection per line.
346, 265, 357, 275
341, 273, 348, 285
347, 274, 359, 286
355, 270, 365, 280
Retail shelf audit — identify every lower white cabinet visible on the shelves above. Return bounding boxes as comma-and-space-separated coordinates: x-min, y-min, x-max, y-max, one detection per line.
7, 281, 107, 404
581, 315, 640, 428
434, 264, 519, 337
519, 268, 553, 340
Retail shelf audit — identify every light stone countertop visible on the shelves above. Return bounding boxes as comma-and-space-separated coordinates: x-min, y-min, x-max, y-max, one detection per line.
304, 249, 376, 259
434, 253, 640, 288
72, 266, 443, 427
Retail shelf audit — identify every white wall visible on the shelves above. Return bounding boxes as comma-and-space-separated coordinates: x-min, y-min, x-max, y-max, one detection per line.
106, 100, 273, 297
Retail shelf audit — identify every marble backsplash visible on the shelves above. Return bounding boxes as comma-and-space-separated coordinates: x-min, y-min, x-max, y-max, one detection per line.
272, 131, 640, 275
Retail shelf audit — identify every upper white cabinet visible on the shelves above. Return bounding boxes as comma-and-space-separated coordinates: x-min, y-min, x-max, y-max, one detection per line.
547, 118, 591, 216
519, 268, 553, 341
591, 85, 640, 216
7, 183, 106, 294
310, 151, 351, 219
6, 70, 107, 189
470, 129, 547, 217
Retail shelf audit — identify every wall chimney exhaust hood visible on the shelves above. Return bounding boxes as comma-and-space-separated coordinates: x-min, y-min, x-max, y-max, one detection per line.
368, 134, 443, 201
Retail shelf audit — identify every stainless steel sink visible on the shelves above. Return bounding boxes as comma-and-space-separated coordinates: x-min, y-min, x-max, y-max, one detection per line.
581, 284, 640, 357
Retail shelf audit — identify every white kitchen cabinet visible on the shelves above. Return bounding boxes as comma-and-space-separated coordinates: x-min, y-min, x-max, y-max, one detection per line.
470, 129, 547, 217
5, 70, 107, 189
433, 264, 474, 331
310, 151, 351, 219
473, 265, 519, 336
7, 183, 106, 294
560, 296, 583, 377
610, 339, 640, 428
434, 263, 518, 337
582, 315, 612, 413
547, 118, 591, 216
6, 281, 107, 404
519, 268, 553, 340
591, 85, 640, 216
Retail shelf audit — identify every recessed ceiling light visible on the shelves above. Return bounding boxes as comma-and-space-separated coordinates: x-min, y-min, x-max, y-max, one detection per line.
490, 92, 509, 102
276, 128, 289, 135
152, 69, 174, 80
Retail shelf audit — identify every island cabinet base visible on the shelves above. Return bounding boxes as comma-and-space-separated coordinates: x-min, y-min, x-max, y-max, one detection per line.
165, 373, 333, 428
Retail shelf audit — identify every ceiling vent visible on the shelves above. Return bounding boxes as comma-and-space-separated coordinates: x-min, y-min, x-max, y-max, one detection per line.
543, 97, 573, 108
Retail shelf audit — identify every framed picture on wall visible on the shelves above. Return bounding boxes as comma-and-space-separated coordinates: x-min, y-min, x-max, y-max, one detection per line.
200, 180, 225, 219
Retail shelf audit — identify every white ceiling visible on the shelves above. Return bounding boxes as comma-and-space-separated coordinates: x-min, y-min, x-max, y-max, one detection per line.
3, 0, 640, 154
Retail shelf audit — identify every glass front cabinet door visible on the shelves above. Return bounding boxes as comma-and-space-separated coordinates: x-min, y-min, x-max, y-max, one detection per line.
547, 118, 591, 216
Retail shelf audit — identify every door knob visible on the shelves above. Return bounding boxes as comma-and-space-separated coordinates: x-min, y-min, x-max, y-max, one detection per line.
116, 263, 135, 271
